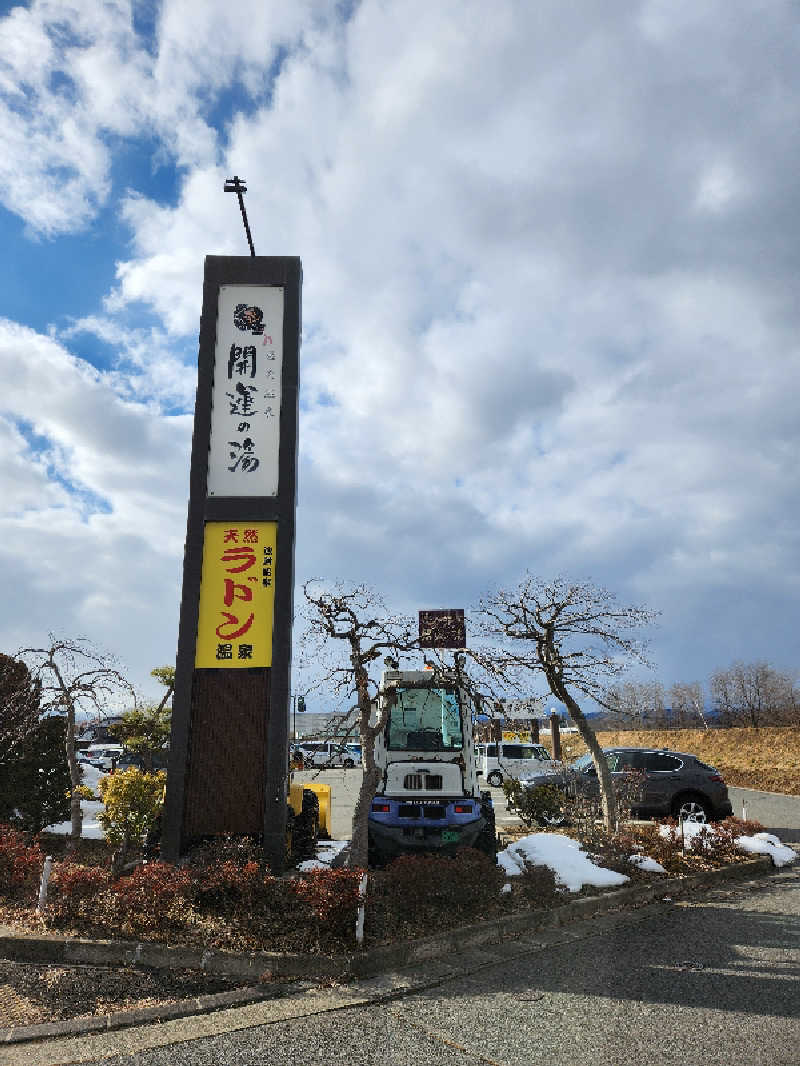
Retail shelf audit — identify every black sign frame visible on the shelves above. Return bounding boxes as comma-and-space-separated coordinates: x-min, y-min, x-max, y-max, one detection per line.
162, 256, 301, 870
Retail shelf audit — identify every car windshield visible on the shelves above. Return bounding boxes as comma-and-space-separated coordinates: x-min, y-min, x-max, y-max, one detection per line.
500, 744, 551, 760
386, 686, 463, 751
569, 751, 616, 772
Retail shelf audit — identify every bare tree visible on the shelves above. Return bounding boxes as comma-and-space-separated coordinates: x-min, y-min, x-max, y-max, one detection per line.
605, 680, 666, 728
711, 661, 796, 728
668, 681, 709, 729
300, 582, 418, 868
22, 638, 136, 847
0, 653, 42, 759
477, 575, 658, 832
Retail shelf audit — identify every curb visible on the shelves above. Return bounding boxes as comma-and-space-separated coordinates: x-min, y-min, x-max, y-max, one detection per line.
1, 984, 293, 1046
0, 855, 786, 1046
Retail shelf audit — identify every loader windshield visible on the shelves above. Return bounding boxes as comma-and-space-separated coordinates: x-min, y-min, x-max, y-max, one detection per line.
386, 686, 463, 751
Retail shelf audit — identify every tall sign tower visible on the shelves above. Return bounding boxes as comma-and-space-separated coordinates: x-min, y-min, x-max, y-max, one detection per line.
162, 254, 302, 869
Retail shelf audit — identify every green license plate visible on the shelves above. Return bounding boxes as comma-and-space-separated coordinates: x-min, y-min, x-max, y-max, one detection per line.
441, 829, 460, 843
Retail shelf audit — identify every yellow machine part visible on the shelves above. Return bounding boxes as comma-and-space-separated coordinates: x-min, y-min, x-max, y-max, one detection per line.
288, 779, 332, 839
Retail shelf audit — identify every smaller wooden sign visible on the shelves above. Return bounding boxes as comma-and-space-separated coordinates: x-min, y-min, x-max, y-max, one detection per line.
418, 609, 466, 649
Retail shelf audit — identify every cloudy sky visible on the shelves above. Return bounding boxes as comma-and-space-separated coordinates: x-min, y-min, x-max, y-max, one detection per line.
1, 0, 798, 709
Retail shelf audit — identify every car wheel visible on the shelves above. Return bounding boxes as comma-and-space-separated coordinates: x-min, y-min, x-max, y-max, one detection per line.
672, 794, 710, 824
343, 758, 355, 769
487, 770, 503, 788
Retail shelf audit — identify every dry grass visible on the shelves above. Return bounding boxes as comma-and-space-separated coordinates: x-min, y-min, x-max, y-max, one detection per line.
549, 726, 800, 796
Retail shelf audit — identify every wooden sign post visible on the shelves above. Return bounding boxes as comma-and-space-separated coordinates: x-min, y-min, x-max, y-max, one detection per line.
161, 256, 301, 871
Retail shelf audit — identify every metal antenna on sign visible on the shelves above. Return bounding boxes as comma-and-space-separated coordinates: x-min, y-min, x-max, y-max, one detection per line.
224, 175, 256, 256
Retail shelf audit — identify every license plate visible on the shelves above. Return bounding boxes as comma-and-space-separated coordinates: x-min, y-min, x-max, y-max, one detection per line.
441, 829, 460, 843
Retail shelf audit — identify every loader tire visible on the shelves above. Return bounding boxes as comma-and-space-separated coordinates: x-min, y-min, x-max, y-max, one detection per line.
292, 789, 320, 862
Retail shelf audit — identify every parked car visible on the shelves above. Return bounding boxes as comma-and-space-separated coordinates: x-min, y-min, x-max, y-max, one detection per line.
523, 747, 733, 824
297, 740, 361, 769
85, 744, 124, 770
343, 743, 362, 766
476, 741, 559, 787
115, 753, 145, 771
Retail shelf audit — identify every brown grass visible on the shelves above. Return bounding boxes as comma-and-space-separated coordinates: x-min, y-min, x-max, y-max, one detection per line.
549, 726, 800, 796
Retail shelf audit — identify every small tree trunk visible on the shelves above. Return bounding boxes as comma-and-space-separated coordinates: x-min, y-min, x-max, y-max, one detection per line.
110, 829, 131, 880
348, 651, 385, 869
350, 764, 380, 868
538, 642, 619, 832
566, 698, 618, 831
541, 660, 622, 827
54, 664, 83, 850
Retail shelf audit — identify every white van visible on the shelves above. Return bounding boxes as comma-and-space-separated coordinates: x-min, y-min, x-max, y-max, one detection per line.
297, 740, 361, 769
476, 741, 558, 787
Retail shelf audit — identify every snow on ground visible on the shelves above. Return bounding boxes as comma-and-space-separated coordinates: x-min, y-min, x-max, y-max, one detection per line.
662, 821, 797, 868
736, 832, 797, 867
299, 840, 350, 871
498, 833, 630, 893
629, 854, 667, 873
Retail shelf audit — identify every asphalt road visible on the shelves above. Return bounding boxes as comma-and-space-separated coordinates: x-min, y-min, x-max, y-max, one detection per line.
15, 858, 799, 1066
728, 786, 800, 842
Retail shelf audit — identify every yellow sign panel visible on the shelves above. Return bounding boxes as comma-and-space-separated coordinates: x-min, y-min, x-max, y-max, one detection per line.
195, 522, 276, 668
502, 731, 532, 742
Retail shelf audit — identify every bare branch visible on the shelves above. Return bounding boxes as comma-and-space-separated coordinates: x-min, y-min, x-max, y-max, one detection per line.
476, 574, 659, 831
19, 636, 135, 846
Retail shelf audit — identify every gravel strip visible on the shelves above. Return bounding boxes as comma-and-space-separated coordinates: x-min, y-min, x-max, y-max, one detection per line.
0, 959, 275, 1028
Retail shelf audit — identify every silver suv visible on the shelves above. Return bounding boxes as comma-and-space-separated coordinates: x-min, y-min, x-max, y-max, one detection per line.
527, 747, 733, 823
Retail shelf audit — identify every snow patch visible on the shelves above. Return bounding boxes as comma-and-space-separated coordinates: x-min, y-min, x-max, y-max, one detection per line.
629, 854, 667, 873
497, 833, 630, 893
735, 832, 797, 868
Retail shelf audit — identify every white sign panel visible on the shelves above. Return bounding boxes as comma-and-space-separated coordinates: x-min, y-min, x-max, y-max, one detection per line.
207, 285, 284, 497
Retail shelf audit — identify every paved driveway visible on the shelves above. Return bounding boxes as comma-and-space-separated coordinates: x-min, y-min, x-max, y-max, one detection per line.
290, 768, 525, 840
13, 860, 798, 1066
728, 786, 800, 842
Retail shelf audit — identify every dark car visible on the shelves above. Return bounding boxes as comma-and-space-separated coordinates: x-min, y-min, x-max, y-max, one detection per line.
525, 747, 733, 824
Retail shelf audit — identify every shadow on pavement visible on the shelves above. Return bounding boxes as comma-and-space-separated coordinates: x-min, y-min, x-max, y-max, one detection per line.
403, 873, 800, 1022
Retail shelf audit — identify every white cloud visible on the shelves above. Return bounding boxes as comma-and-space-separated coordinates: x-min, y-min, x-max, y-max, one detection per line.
0, 0, 333, 235
2, 0, 800, 695
0, 0, 151, 234
0, 318, 191, 696
61, 315, 196, 408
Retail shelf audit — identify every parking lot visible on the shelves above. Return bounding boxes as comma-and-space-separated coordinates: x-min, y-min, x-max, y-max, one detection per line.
290, 766, 800, 845
290, 766, 519, 841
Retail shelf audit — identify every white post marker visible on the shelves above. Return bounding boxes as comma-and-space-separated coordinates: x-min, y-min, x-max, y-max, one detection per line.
355, 872, 368, 945
742, 800, 748, 821
37, 855, 53, 913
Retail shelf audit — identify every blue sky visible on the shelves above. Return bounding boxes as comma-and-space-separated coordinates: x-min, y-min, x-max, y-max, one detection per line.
1, 0, 799, 712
